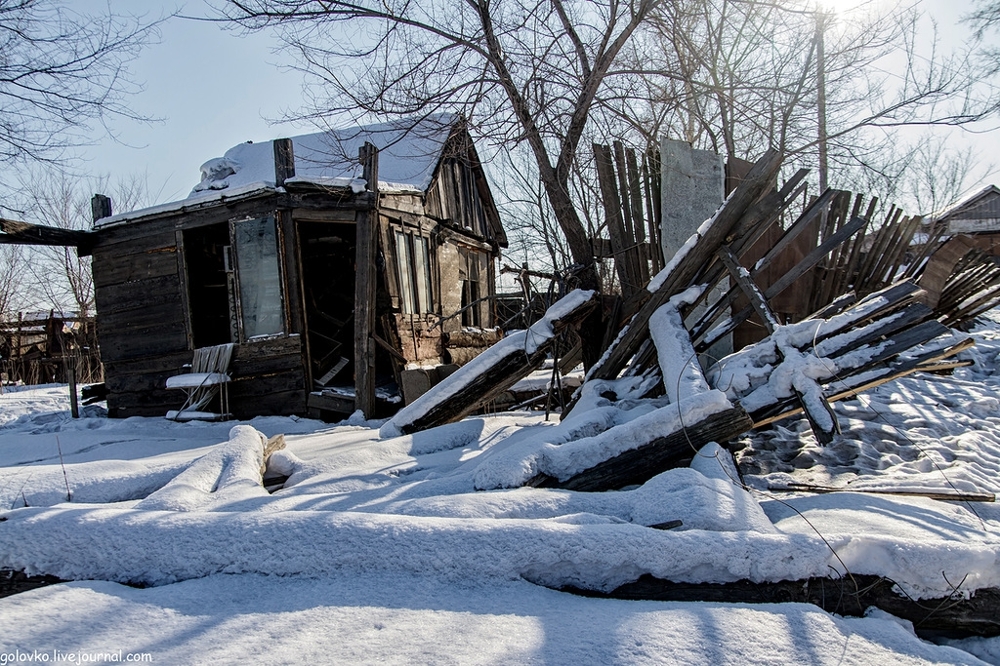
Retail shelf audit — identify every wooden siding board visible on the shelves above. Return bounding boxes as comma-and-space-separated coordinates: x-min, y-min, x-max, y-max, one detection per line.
99, 321, 190, 362
92, 242, 179, 289
94, 274, 183, 316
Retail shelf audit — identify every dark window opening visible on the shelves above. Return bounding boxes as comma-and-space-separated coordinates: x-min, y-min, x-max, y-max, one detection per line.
184, 223, 234, 347
459, 247, 483, 327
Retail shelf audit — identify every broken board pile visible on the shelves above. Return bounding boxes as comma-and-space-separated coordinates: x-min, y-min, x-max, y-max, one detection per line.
388, 147, 1000, 490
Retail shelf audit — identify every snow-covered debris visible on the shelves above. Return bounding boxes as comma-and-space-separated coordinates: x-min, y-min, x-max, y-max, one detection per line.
649, 287, 710, 403
381, 289, 596, 437
135, 426, 272, 511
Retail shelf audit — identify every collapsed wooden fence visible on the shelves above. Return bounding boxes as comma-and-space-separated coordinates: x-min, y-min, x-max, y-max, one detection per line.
378, 146, 1000, 482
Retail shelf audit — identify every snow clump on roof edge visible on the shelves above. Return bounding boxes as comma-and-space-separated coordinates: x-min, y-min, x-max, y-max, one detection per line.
190, 113, 460, 197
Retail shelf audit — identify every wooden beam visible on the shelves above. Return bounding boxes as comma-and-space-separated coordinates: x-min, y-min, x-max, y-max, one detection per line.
354, 142, 379, 418
768, 482, 994, 503
387, 292, 597, 435
561, 574, 1000, 638
531, 406, 752, 491
0, 217, 93, 248
273, 138, 295, 187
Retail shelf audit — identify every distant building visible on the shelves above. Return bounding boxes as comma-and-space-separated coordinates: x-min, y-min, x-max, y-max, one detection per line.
933, 185, 1000, 256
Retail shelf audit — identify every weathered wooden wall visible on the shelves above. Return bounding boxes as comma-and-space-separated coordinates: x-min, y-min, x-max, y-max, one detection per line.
92, 222, 189, 417
228, 335, 306, 418
92, 195, 310, 418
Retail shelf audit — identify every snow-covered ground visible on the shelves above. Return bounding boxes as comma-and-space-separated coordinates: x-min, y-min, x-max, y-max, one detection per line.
2, 316, 1000, 664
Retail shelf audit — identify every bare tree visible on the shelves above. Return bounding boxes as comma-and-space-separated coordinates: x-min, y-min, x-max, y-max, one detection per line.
222, 0, 664, 289
968, 0, 1000, 55
629, 0, 998, 195
0, 245, 28, 318
0, 0, 160, 173
10, 170, 153, 317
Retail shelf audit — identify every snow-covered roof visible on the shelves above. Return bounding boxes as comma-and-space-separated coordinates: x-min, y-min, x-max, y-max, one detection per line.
932, 184, 1000, 222
95, 114, 461, 229
193, 113, 459, 197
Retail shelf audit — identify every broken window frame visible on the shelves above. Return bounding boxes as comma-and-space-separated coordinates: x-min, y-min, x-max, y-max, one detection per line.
459, 246, 484, 328
394, 228, 435, 316
230, 214, 287, 342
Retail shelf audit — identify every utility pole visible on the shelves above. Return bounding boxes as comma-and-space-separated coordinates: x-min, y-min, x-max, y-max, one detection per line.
816, 10, 829, 194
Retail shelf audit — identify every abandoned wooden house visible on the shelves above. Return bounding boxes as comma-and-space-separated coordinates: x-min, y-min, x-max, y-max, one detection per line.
0, 114, 508, 419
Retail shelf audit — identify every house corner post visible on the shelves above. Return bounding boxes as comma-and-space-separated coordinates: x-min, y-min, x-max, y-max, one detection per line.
355, 142, 379, 418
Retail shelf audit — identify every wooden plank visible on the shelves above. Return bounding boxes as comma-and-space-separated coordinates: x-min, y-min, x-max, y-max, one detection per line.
99, 321, 190, 362
532, 406, 752, 491
97, 302, 187, 331
625, 147, 650, 285
278, 209, 305, 340
768, 482, 994, 503
595, 143, 638, 298
230, 387, 307, 419
826, 303, 932, 357
91, 244, 178, 289
0, 217, 93, 248
290, 208, 358, 223
642, 148, 664, 272
307, 390, 355, 416
174, 229, 194, 350
354, 143, 379, 418
273, 137, 295, 186
763, 214, 868, 301
94, 275, 183, 316
390, 292, 597, 434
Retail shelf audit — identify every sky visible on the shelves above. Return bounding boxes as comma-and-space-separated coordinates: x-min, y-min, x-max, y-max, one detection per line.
72, 0, 312, 204
60, 0, 1000, 211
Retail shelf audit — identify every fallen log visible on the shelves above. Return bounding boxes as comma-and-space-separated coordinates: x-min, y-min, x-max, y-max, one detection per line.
135, 425, 275, 511
559, 574, 1000, 638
